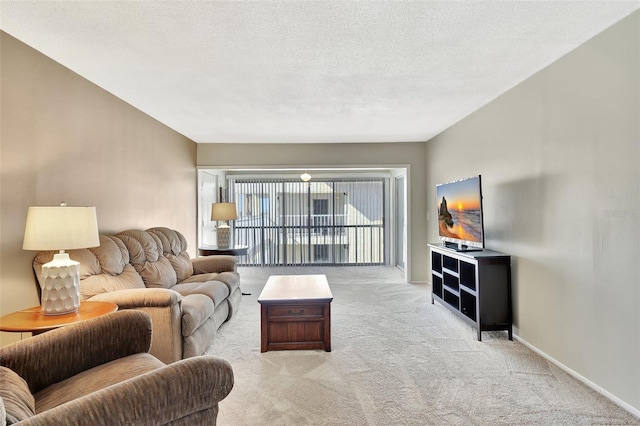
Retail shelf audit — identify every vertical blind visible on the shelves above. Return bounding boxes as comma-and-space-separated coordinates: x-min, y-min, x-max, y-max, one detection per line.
229, 178, 385, 266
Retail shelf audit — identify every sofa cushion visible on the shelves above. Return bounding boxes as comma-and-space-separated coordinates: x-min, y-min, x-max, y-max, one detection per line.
183, 318, 217, 358
34, 353, 164, 413
33, 235, 146, 300
90, 235, 130, 276
80, 236, 146, 298
0, 396, 6, 425
0, 366, 35, 424
183, 271, 241, 295
212, 271, 240, 294
173, 281, 230, 308
181, 294, 215, 336
147, 227, 194, 281
79, 265, 146, 299
116, 230, 178, 289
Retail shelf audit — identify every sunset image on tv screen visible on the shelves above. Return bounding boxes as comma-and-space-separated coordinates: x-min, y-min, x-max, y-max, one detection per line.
437, 177, 483, 243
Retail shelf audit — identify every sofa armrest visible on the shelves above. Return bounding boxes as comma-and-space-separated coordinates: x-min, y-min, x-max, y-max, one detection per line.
19, 356, 234, 426
89, 289, 183, 364
88, 288, 182, 309
191, 255, 237, 274
0, 311, 152, 394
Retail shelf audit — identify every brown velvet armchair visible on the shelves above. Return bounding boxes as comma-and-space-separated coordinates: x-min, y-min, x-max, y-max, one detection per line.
0, 310, 234, 425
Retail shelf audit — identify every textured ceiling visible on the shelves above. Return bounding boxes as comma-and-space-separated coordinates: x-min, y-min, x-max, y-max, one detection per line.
1, 1, 638, 143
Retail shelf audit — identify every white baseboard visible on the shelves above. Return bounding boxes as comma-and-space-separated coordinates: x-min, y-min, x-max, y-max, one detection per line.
514, 335, 640, 419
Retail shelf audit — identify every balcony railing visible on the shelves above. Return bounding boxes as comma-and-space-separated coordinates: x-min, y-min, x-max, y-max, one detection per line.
276, 213, 347, 236
229, 177, 386, 267
233, 213, 383, 266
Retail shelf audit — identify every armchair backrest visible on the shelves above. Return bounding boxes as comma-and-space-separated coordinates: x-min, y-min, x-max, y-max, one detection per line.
0, 311, 153, 394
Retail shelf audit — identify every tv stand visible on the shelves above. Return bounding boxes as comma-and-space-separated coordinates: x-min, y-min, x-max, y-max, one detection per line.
429, 244, 512, 341
443, 241, 482, 252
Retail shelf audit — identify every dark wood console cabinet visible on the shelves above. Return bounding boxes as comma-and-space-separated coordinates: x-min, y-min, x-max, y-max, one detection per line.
429, 244, 512, 341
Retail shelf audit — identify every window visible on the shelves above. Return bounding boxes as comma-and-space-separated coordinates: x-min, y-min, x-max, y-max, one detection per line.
314, 244, 329, 261
229, 178, 386, 266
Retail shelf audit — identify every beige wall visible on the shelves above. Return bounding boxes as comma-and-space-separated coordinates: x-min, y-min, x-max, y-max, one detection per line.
426, 12, 639, 412
0, 32, 198, 345
198, 142, 428, 283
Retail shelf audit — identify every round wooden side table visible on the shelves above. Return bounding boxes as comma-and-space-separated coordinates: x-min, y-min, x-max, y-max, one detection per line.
0, 301, 118, 335
198, 245, 248, 256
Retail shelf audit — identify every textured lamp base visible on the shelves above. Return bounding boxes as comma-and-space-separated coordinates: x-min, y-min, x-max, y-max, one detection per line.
217, 226, 231, 248
41, 253, 81, 315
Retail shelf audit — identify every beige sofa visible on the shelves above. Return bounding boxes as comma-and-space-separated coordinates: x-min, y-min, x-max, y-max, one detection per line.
33, 227, 241, 364
0, 310, 233, 425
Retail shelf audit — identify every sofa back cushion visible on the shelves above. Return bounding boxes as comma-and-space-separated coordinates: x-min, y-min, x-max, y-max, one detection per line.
147, 227, 193, 282
116, 229, 179, 289
0, 367, 35, 424
33, 235, 145, 300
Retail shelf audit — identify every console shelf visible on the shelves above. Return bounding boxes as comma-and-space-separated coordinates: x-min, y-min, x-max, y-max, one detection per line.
429, 244, 512, 341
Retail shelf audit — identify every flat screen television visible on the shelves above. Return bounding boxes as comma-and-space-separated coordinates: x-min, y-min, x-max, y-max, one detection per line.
436, 175, 484, 251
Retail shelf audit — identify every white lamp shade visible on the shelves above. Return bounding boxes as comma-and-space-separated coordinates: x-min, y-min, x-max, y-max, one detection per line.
23, 206, 100, 251
211, 202, 238, 221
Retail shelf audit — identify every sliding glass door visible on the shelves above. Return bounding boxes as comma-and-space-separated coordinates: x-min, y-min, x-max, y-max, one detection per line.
230, 178, 386, 266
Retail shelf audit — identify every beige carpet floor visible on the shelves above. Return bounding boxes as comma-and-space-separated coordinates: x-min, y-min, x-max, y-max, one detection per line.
207, 266, 639, 425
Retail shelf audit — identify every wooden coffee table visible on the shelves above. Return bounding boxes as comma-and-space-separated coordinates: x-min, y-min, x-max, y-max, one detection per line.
258, 274, 333, 352
0, 301, 118, 335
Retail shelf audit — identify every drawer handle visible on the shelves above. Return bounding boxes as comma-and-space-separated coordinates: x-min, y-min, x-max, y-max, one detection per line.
288, 308, 305, 315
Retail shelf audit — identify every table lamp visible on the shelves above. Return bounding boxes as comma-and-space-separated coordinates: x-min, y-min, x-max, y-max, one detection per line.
211, 202, 237, 248
22, 203, 100, 315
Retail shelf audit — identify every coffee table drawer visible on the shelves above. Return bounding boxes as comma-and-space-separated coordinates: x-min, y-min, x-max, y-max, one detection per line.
268, 304, 323, 319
